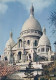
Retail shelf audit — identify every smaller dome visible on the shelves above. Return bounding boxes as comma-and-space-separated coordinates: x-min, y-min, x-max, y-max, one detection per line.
5, 32, 15, 48
38, 27, 50, 46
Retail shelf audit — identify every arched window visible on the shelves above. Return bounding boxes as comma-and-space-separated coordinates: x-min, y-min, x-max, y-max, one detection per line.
29, 54, 31, 59
27, 40, 30, 45
18, 51, 22, 60
19, 39, 22, 47
34, 40, 38, 46
46, 48, 49, 52
10, 53, 14, 63
4, 57, 7, 61
41, 48, 44, 52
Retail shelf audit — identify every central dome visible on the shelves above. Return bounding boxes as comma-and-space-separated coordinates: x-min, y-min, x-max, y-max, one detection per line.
21, 16, 42, 32
21, 5, 42, 32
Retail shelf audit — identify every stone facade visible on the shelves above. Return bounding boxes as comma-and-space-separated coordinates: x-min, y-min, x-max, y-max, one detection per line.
2, 5, 54, 63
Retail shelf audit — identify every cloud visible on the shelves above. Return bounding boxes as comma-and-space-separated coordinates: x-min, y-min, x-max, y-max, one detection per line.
17, 0, 54, 12
0, 3, 8, 14
0, 0, 15, 3
0, 0, 55, 14
0, 0, 16, 14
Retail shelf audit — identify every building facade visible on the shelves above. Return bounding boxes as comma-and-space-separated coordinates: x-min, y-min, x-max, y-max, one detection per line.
3, 5, 53, 63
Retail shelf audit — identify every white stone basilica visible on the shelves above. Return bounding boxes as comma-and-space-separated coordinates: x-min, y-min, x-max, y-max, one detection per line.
3, 5, 54, 63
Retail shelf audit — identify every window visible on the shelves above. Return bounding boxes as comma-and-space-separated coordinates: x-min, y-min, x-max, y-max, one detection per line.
38, 49, 40, 52
29, 54, 31, 59
4, 57, 7, 60
38, 31, 42, 35
35, 30, 38, 33
34, 40, 38, 46
0, 55, 1, 58
19, 39, 22, 47
41, 48, 44, 52
46, 48, 49, 52
18, 52, 21, 60
11, 53, 13, 57
27, 40, 30, 45
24, 41, 26, 44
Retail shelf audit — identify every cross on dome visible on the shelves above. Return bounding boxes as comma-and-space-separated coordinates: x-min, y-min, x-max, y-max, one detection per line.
43, 27, 46, 35
10, 31, 13, 38
30, 4, 34, 16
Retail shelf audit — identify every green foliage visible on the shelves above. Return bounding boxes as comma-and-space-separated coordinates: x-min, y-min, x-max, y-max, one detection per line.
40, 77, 48, 80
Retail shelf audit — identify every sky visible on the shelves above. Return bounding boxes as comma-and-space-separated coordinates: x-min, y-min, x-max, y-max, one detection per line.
0, 0, 56, 55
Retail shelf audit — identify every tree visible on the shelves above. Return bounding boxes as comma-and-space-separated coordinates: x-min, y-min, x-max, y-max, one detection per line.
40, 78, 46, 80
49, 11, 56, 51
50, 11, 56, 28
49, 11, 56, 40
49, 0, 56, 29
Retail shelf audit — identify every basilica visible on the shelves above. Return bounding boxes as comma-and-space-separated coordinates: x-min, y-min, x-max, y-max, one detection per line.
2, 5, 54, 63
